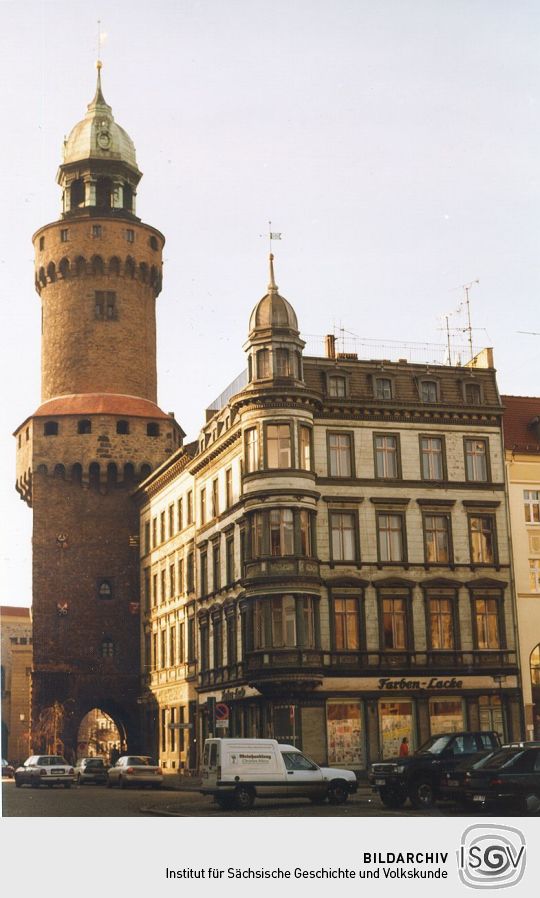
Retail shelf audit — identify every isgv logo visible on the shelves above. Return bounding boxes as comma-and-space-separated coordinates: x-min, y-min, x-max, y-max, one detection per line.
457, 825, 526, 889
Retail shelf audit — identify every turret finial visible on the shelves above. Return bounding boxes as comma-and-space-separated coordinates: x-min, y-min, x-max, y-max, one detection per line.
89, 58, 107, 109
268, 253, 278, 293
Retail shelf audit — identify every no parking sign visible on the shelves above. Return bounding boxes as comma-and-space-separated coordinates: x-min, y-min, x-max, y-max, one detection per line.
215, 702, 229, 728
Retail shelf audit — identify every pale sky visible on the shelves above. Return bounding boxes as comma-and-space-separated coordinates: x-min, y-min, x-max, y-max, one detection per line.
1, 0, 539, 606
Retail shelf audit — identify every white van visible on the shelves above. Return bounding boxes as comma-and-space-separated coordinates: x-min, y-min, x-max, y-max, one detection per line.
200, 738, 358, 810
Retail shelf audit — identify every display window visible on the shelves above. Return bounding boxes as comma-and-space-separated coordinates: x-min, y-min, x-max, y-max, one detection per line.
326, 700, 364, 767
428, 698, 464, 734
379, 700, 414, 758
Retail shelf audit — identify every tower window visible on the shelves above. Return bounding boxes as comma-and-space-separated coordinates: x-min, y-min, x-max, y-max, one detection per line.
117, 420, 129, 435
39, 236, 45, 250
95, 291, 117, 320
92, 224, 102, 238
96, 177, 113, 209
77, 419, 92, 434
149, 235, 158, 251
100, 639, 115, 657
126, 229, 135, 243
97, 580, 113, 600
123, 184, 134, 212
70, 179, 85, 209
60, 228, 69, 242
147, 423, 160, 437
44, 421, 58, 436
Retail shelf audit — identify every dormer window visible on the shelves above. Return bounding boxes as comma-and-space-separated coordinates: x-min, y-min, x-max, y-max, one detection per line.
420, 380, 438, 403
257, 348, 270, 378
464, 381, 482, 405
374, 377, 392, 400
328, 375, 346, 398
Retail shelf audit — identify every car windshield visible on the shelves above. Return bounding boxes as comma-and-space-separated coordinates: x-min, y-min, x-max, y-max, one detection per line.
477, 749, 525, 770
126, 756, 152, 766
38, 756, 67, 765
85, 759, 105, 768
415, 735, 452, 755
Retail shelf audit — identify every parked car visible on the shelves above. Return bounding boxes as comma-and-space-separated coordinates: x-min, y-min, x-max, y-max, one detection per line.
368, 731, 501, 809
74, 757, 108, 785
2, 759, 15, 778
107, 755, 163, 789
462, 742, 540, 814
439, 748, 501, 804
200, 738, 358, 810
14, 755, 74, 788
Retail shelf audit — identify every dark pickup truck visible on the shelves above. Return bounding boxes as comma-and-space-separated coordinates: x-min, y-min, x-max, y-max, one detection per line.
368, 731, 502, 809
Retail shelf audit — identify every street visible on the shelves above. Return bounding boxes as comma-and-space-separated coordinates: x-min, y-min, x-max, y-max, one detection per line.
1, 778, 512, 818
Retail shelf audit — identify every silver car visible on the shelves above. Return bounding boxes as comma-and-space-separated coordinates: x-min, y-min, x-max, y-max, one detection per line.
107, 755, 163, 789
74, 757, 108, 785
15, 755, 74, 788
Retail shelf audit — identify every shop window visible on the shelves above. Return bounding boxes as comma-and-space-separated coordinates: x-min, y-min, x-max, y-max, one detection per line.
299, 425, 311, 471
330, 511, 357, 562
377, 513, 405, 562
328, 431, 353, 478
327, 701, 364, 767
266, 423, 292, 469
428, 597, 454, 649
524, 490, 540, 523
469, 515, 496, 564
428, 699, 464, 734
379, 701, 414, 759
423, 514, 451, 563
464, 438, 489, 482
420, 436, 444, 481
374, 434, 400, 479
474, 597, 500, 649
333, 597, 360, 650
245, 428, 259, 473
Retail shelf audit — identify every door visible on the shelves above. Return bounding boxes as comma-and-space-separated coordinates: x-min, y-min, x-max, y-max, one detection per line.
281, 750, 324, 798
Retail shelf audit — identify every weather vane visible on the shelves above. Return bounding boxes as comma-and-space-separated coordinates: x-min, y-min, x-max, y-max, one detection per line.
260, 221, 282, 253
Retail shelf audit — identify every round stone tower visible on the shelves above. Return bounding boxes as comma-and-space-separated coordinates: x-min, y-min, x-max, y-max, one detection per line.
15, 65, 183, 758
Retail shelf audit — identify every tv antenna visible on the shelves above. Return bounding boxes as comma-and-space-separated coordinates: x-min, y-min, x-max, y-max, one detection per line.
459, 280, 479, 363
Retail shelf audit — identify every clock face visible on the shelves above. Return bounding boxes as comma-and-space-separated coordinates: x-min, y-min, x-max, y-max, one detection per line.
97, 130, 111, 149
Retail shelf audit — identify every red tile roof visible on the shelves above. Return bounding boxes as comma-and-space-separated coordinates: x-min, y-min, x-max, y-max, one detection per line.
501, 395, 540, 452
32, 393, 171, 420
0, 605, 31, 617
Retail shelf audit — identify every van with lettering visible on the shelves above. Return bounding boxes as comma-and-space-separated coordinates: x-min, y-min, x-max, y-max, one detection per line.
200, 738, 358, 810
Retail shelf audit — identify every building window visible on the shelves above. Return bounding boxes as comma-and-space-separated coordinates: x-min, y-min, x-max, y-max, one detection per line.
524, 490, 540, 524
152, 517, 157, 548
200, 622, 209, 670
213, 542, 221, 590
147, 422, 160, 437
200, 488, 206, 525
257, 348, 270, 378
211, 479, 219, 518
213, 615, 223, 669
92, 224, 102, 238
245, 428, 259, 473
328, 375, 346, 398
169, 563, 175, 598
60, 228, 69, 242
101, 639, 114, 657
144, 522, 150, 554
200, 550, 208, 596
469, 515, 496, 564
529, 560, 540, 592
299, 510, 312, 556
226, 536, 235, 584
160, 630, 167, 669
116, 420, 129, 434
333, 597, 360, 650
269, 508, 295, 556
95, 290, 117, 320
423, 514, 451, 563
374, 377, 392, 400
299, 425, 311, 470
328, 432, 353, 478
420, 436, 444, 480
39, 236, 45, 250
252, 511, 264, 557
266, 423, 292, 468
169, 625, 176, 666
143, 569, 150, 611
474, 597, 500, 649
226, 613, 236, 665
178, 557, 184, 595
420, 380, 438, 403
160, 511, 166, 544
382, 598, 407, 649
225, 468, 233, 508
78, 419, 91, 434
330, 511, 357, 562
126, 229, 135, 243
464, 381, 482, 405
187, 491, 193, 525
374, 434, 399, 479
377, 513, 405, 562
275, 348, 291, 376
464, 438, 489, 482
168, 504, 174, 538
428, 597, 454, 649
160, 569, 166, 604
178, 497, 183, 530
149, 235, 158, 251
254, 595, 302, 649
44, 421, 58, 436
152, 574, 157, 608
97, 580, 113, 600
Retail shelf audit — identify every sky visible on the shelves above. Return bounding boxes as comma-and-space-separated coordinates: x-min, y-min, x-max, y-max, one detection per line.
1, 0, 539, 607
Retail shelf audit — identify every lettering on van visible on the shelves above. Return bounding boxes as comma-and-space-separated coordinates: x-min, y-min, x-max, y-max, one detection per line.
230, 753, 273, 765
377, 677, 464, 691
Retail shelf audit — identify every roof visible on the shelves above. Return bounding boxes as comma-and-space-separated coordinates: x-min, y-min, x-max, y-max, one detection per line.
501, 395, 540, 452
32, 394, 171, 420
0, 606, 31, 618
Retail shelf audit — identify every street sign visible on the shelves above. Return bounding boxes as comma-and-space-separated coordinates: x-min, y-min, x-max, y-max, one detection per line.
215, 720, 229, 729
215, 702, 229, 721
168, 723, 193, 729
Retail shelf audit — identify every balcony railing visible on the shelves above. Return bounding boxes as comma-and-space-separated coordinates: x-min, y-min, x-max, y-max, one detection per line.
198, 662, 245, 688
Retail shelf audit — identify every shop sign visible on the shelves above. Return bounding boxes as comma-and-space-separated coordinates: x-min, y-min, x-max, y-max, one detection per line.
378, 677, 464, 691
221, 687, 246, 702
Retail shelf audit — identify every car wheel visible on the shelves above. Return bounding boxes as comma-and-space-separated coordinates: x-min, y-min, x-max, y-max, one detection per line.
379, 787, 407, 809
409, 780, 435, 809
327, 781, 349, 805
233, 785, 255, 810
523, 792, 540, 815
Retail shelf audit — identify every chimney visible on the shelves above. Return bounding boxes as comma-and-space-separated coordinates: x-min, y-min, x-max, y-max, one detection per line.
325, 334, 336, 359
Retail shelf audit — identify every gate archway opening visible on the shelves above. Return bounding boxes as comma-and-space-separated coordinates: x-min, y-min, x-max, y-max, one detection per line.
76, 709, 125, 763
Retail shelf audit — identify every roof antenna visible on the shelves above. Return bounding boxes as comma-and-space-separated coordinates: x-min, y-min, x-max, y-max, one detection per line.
460, 279, 479, 364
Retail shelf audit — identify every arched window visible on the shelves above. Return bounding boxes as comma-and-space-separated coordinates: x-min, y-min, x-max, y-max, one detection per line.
139, 262, 149, 284
47, 262, 56, 283
140, 463, 152, 480
150, 265, 158, 286
77, 419, 91, 434
109, 256, 121, 276
531, 644, 540, 687
37, 464, 48, 475
75, 256, 86, 276
91, 255, 104, 276
149, 235, 158, 251
96, 178, 113, 209
123, 462, 135, 484
100, 638, 114, 657
98, 580, 113, 600
53, 464, 66, 479
38, 267, 47, 287
70, 179, 85, 209
116, 420, 129, 435
59, 257, 70, 278
44, 421, 58, 436
107, 463, 118, 486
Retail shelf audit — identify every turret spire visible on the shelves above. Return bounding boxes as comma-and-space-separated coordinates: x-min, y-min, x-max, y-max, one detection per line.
268, 253, 278, 293
88, 59, 109, 111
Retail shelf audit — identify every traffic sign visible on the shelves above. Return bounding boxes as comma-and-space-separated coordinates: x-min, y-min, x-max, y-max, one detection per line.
215, 702, 229, 721
168, 723, 193, 729
215, 720, 229, 729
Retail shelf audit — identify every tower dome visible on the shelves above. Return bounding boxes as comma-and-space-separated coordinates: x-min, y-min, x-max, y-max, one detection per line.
248, 254, 299, 336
